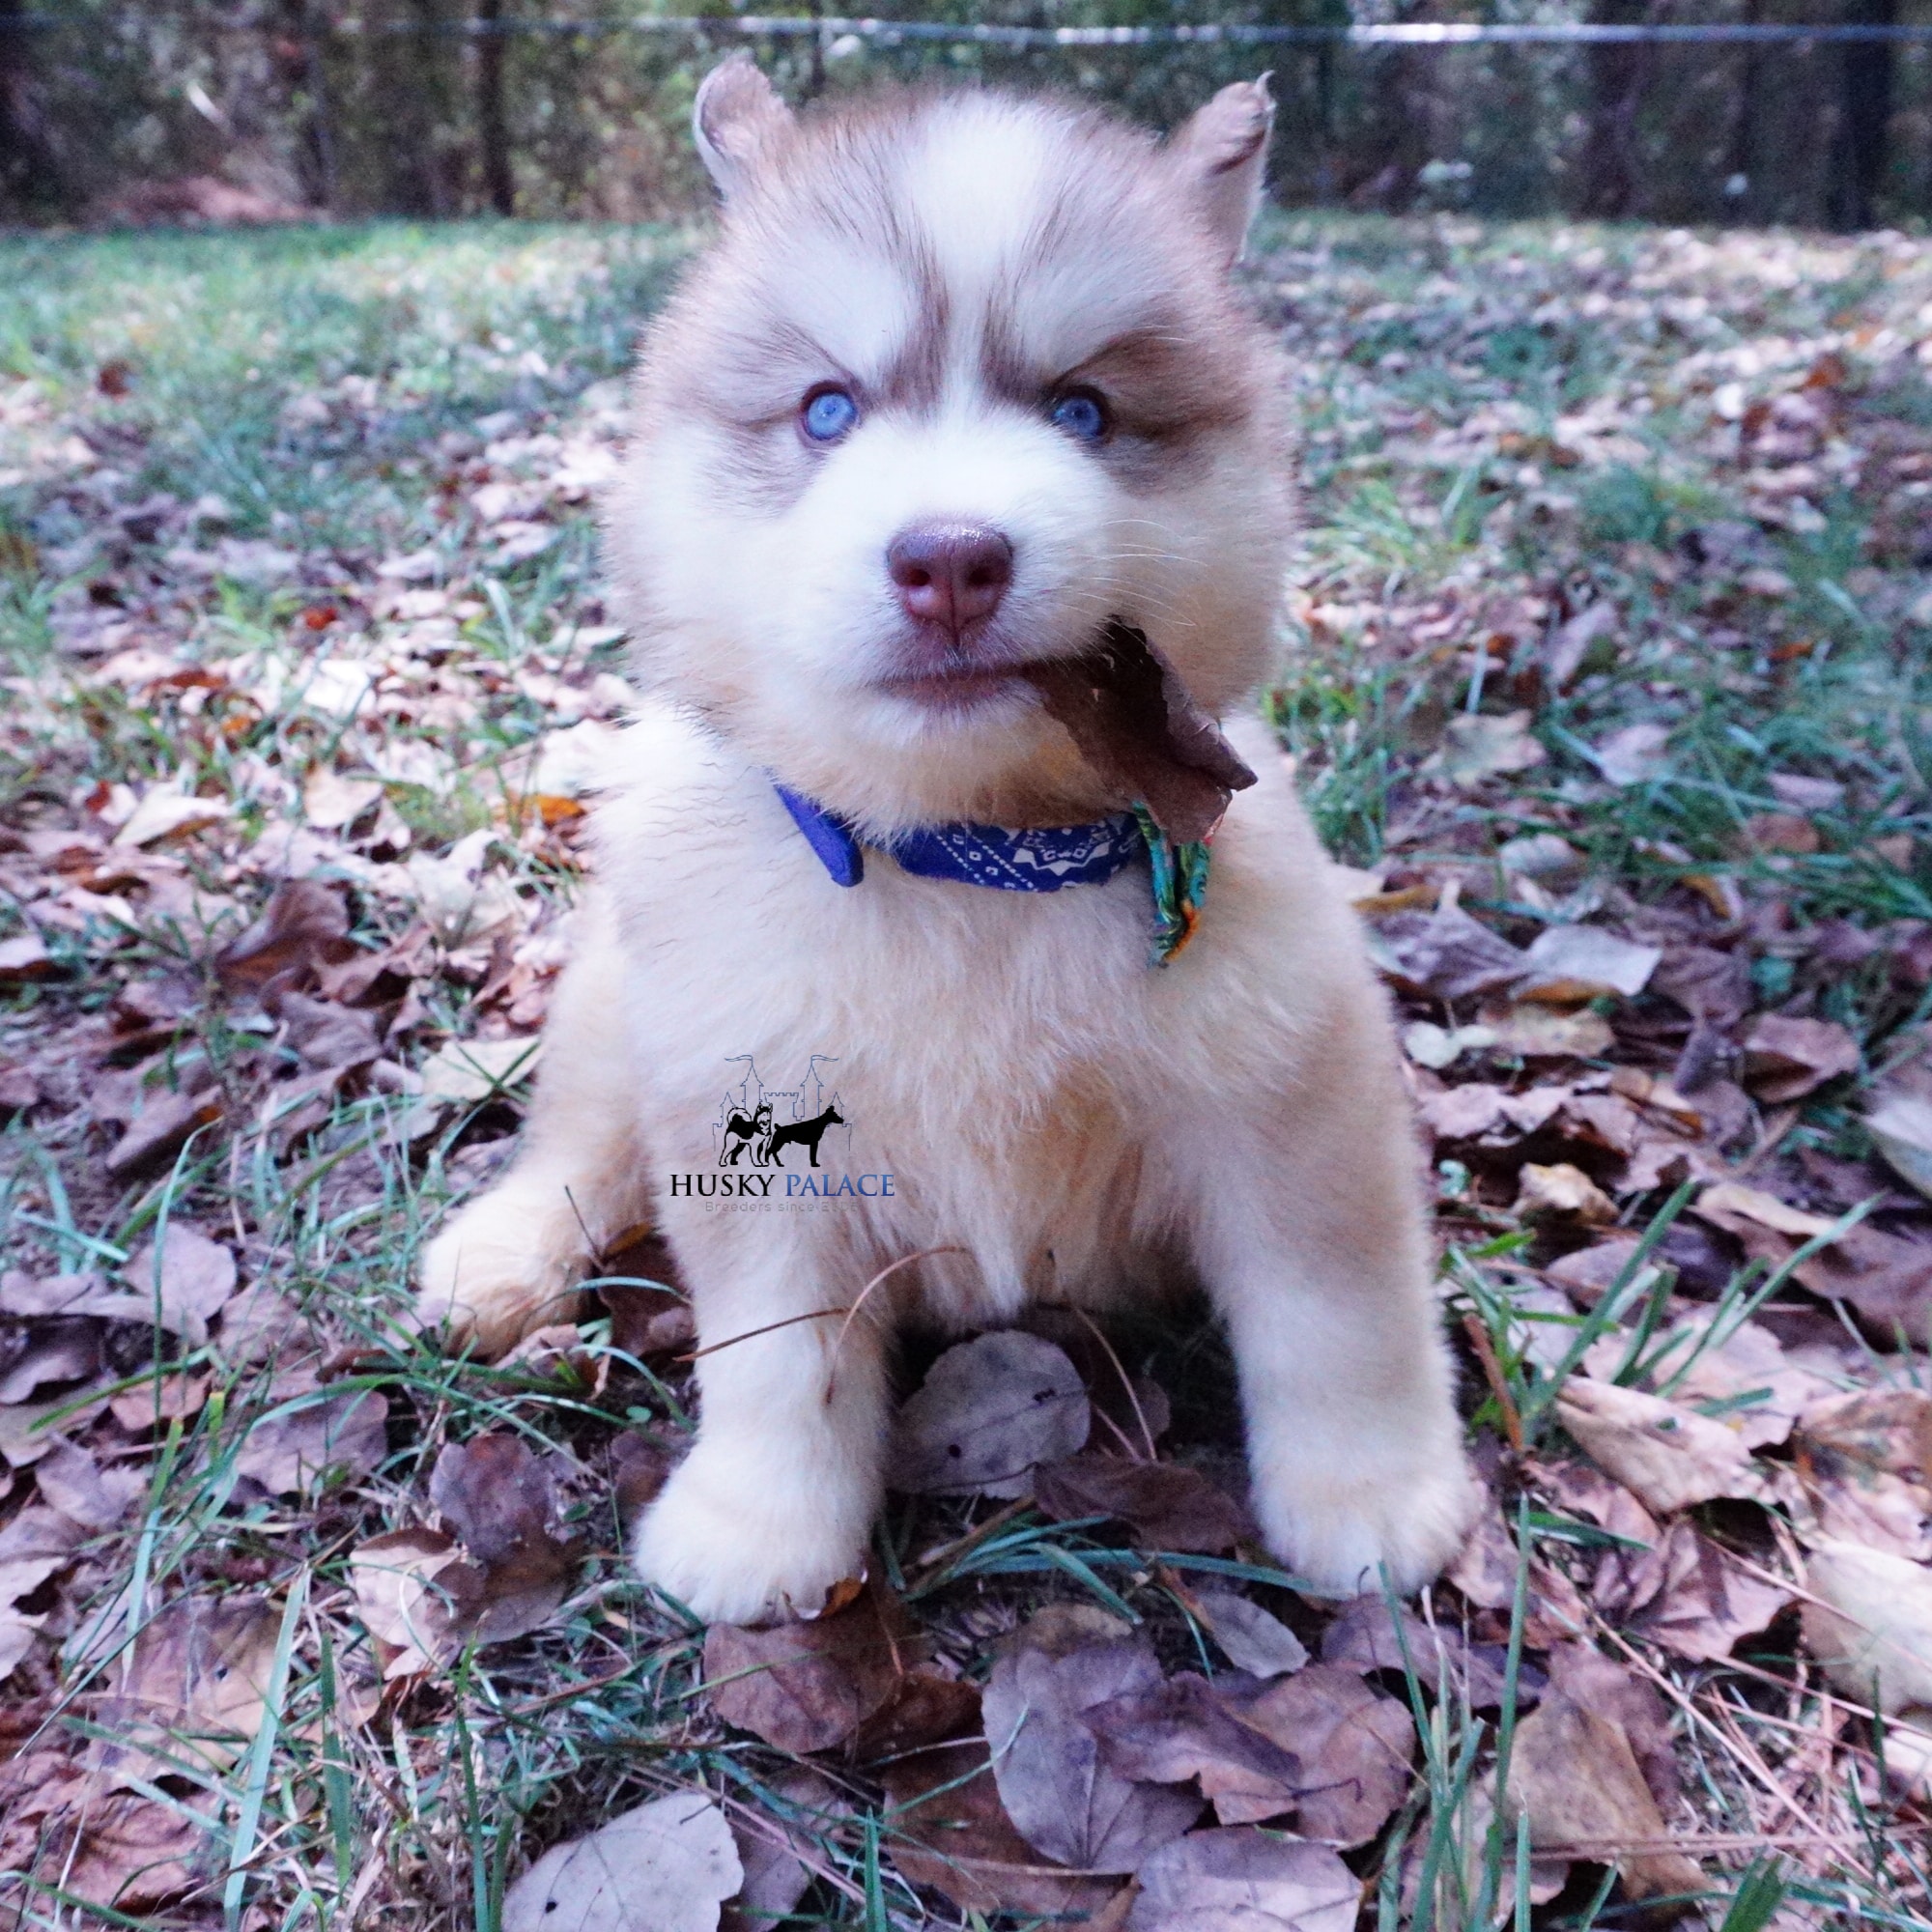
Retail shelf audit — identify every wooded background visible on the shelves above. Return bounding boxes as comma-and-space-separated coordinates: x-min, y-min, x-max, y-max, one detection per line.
0, 2, 1928, 237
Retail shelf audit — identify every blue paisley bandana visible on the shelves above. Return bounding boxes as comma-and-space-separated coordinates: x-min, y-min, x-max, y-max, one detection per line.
774, 783, 1211, 965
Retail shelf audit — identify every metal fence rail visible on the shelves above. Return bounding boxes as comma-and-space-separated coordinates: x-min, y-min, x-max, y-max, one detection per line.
8, 12, 1932, 42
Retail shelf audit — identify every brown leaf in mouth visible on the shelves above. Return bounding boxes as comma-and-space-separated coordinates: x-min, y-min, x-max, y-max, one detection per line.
1022, 621, 1257, 843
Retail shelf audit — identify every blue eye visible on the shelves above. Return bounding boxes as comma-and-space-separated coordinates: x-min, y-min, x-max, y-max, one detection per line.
802, 387, 859, 442
1051, 390, 1109, 442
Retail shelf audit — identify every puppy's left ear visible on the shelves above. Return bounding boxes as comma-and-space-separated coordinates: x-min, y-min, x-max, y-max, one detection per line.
1167, 75, 1274, 267
694, 55, 795, 198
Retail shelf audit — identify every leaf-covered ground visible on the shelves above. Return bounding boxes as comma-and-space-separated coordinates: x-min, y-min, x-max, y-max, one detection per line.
2, 212, 1932, 1931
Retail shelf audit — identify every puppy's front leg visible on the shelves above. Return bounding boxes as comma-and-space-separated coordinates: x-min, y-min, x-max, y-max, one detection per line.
416, 890, 653, 1357
635, 1228, 887, 1626
1176, 1011, 1478, 1597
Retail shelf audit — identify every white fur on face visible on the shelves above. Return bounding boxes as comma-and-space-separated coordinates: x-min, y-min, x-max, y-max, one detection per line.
607, 91, 1291, 827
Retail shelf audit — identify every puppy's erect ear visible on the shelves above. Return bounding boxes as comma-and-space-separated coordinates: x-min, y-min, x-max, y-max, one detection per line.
1167, 75, 1275, 267
693, 56, 794, 198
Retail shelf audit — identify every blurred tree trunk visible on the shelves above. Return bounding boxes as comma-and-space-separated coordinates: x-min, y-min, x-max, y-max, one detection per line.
274, 0, 336, 211
1723, 0, 1762, 216
0, 0, 62, 213
1580, 0, 1654, 218
477, 0, 514, 215
1826, 0, 1895, 229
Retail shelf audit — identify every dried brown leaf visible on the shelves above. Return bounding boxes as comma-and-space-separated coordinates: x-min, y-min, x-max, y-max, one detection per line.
982, 1622, 1202, 1872
1124, 1829, 1360, 1932
890, 1330, 1091, 1498
501, 1792, 742, 1932
1802, 1540, 1932, 1712
1033, 1454, 1254, 1553
878, 1740, 1122, 1918
233, 1373, 388, 1494
1506, 1693, 1701, 1900
1226, 1663, 1414, 1844
213, 877, 354, 993
1082, 1672, 1301, 1823
1556, 1377, 1772, 1513
1743, 1013, 1861, 1103
430, 1432, 578, 1642
704, 1586, 910, 1755
1187, 1589, 1309, 1679
95, 1594, 279, 1784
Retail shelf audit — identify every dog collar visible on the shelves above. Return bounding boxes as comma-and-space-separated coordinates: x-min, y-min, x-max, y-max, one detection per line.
773, 783, 1209, 964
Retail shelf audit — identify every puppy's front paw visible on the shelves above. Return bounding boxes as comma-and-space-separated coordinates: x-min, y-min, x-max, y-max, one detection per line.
633, 1441, 871, 1627
415, 1181, 590, 1359
1253, 1448, 1481, 1600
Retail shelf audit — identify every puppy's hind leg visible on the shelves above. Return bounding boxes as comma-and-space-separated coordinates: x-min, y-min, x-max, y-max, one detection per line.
1170, 990, 1479, 1598
416, 890, 652, 1357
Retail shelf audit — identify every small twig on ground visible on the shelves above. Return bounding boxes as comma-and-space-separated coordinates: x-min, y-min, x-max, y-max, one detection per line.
1461, 1310, 1523, 1452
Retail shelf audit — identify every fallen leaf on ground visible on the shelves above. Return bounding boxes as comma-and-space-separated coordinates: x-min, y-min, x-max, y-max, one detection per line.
401, 1034, 544, 1138
1366, 902, 1528, 1003
853, 1667, 982, 1760
1556, 1376, 1772, 1513
890, 1330, 1091, 1497
1803, 1540, 1932, 1712
213, 877, 354, 992
1320, 1596, 1507, 1706
233, 1373, 389, 1493
1506, 1692, 1702, 1900
94, 1594, 279, 1784
1225, 1663, 1414, 1842
1514, 1162, 1617, 1227
1033, 1454, 1253, 1552
879, 1740, 1122, 1918
1, 1777, 213, 1917
1514, 925, 1661, 1003
1125, 1828, 1360, 1932
1486, 1003, 1615, 1059
1188, 1589, 1309, 1678
1440, 709, 1546, 788
109, 1369, 211, 1433
112, 783, 230, 848
31, 1437, 144, 1530
725, 1768, 849, 1932
104, 1084, 224, 1181
981, 1616, 1202, 1871
1866, 1093, 1932, 1203
124, 1231, 240, 1338
0, 933, 55, 983
301, 767, 383, 832
1590, 722, 1670, 786
1613, 1521, 1789, 1662
500, 1791, 742, 1932
1743, 1013, 1860, 1102
1081, 1672, 1301, 1823
1544, 1645, 1680, 1811
351, 1527, 475, 1679
430, 1432, 578, 1642
704, 1585, 910, 1754
1634, 1315, 1824, 1450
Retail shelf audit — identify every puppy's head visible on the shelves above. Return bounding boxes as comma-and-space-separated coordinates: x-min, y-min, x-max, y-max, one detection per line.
607, 65, 1293, 830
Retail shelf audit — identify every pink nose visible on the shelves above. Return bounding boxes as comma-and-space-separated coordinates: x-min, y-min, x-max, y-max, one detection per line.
887, 523, 1013, 638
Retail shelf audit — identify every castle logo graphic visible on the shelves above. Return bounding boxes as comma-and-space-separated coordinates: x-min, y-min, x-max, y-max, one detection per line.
713, 1054, 848, 1170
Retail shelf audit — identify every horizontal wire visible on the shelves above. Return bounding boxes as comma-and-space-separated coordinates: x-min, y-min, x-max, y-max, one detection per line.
9, 12, 1932, 43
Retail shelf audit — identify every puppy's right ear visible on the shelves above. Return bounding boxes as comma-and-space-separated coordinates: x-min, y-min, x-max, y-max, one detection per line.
693, 56, 793, 198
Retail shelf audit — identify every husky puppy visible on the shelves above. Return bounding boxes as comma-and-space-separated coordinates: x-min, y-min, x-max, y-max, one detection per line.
418, 62, 1478, 1624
